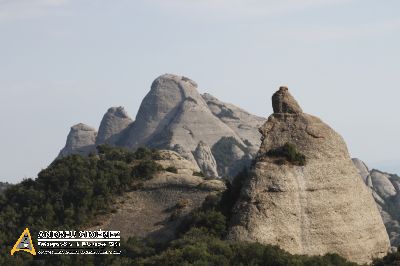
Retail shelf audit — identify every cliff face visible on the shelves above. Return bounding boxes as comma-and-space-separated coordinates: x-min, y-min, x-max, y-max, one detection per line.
353, 158, 400, 251
227, 87, 390, 264
59, 74, 265, 178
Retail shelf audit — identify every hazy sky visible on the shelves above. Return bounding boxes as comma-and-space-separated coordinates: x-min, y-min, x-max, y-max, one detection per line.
0, 0, 399, 183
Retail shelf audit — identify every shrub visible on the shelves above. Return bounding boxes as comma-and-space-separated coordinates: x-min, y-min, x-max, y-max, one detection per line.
132, 160, 163, 179
193, 171, 205, 177
267, 142, 306, 166
176, 198, 190, 209
97, 144, 136, 162
179, 209, 227, 238
165, 166, 178, 173
134, 147, 155, 160
373, 248, 400, 266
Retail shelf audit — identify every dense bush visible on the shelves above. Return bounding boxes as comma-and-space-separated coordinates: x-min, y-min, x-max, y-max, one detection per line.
132, 160, 163, 179
267, 142, 306, 166
193, 171, 205, 177
165, 166, 178, 174
0, 145, 162, 264
373, 249, 400, 266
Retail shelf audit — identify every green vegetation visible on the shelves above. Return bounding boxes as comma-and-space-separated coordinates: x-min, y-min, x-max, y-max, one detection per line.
0, 145, 162, 265
132, 160, 163, 179
0, 146, 395, 265
267, 142, 307, 166
165, 166, 178, 174
373, 249, 400, 266
193, 171, 205, 177
99, 169, 358, 266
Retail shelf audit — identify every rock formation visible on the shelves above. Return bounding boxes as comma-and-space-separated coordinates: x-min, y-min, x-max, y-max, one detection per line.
271, 86, 303, 114
228, 87, 390, 264
202, 93, 265, 156
59, 123, 97, 157
58, 74, 264, 177
193, 141, 219, 178
96, 106, 133, 146
123, 74, 241, 150
353, 158, 400, 250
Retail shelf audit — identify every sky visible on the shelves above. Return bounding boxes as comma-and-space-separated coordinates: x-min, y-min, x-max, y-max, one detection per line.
0, 0, 399, 183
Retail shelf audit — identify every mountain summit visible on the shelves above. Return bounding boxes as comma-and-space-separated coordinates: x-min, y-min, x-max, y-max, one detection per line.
58, 74, 265, 178
227, 87, 390, 264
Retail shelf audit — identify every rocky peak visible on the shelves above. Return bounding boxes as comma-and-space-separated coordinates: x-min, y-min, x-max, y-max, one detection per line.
123, 74, 209, 149
109, 106, 131, 119
96, 106, 133, 145
59, 123, 97, 157
57, 74, 272, 178
272, 86, 303, 114
122, 74, 246, 174
228, 87, 390, 264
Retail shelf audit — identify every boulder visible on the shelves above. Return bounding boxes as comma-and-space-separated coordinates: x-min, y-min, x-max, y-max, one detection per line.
370, 169, 397, 199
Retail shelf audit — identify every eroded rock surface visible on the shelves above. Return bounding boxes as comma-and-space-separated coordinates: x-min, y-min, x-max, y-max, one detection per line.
228, 87, 390, 264
193, 141, 219, 178
57, 74, 264, 178
59, 123, 97, 157
353, 158, 400, 250
96, 106, 133, 146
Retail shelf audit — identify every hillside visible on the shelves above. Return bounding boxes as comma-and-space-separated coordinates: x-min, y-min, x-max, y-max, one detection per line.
0, 145, 360, 265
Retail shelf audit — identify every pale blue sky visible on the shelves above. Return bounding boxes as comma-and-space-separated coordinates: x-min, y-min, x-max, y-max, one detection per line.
0, 0, 399, 183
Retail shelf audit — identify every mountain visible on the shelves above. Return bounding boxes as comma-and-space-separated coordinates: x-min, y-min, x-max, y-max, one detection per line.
58, 74, 265, 178
227, 87, 390, 264
352, 158, 400, 250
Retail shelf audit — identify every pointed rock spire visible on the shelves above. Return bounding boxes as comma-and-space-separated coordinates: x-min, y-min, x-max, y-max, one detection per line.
228, 87, 390, 264
59, 123, 97, 157
272, 86, 303, 114
96, 106, 133, 145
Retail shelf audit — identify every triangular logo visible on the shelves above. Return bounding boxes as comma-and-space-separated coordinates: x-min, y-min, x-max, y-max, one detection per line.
10, 228, 36, 256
